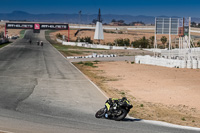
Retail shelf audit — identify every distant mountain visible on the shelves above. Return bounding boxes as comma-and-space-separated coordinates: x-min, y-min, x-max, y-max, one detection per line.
1, 11, 200, 24
0, 11, 155, 24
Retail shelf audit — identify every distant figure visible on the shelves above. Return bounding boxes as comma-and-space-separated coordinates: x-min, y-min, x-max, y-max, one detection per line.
40, 41, 43, 46
37, 41, 39, 46
29, 39, 32, 44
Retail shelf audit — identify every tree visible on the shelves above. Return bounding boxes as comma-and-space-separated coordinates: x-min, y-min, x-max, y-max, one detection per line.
197, 41, 200, 47
0, 31, 4, 38
149, 36, 155, 48
191, 22, 196, 27
76, 37, 93, 43
115, 38, 124, 46
140, 36, 149, 48
111, 19, 116, 22
131, 36, 149, 48
160, 36, 167, 48
84, 36, 93, 44
123, 38, 130, 46
56, 33, 62, 39
92, 19, 98, 24
118, 20, 124, 23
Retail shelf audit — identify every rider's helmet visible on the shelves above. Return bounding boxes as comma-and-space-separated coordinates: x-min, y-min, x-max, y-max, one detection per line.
122, 97, 127, 101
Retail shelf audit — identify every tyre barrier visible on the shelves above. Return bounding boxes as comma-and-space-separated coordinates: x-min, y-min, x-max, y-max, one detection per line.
67, 54, 117, 59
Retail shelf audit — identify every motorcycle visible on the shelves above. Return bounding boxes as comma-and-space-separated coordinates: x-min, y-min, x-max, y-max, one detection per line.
95, 98, 133, 121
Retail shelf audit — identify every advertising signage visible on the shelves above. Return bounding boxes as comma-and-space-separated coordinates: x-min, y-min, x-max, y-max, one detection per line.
156, 18, 179, 35
6, 23, 34, 29
34, 24, 40, 30
178, 18, 184, 36
40, 24, 68, 30
178, 18, 183, 27
184, 17, 190, 36
6, 23, 68, 30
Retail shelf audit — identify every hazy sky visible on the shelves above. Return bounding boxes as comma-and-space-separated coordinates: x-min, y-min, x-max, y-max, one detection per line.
1, 0, 200, 17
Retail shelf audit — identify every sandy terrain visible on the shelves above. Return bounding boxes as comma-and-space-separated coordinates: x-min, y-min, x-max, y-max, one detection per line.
96, 62, 200, 110
74, 61, 200, 127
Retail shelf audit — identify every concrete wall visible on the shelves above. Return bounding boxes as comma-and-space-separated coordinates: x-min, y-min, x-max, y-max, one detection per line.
56, 38, 134, 50
135, 55, 200, 69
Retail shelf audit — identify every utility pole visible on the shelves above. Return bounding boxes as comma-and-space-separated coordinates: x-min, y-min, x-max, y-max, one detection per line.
78, 11, 81, 42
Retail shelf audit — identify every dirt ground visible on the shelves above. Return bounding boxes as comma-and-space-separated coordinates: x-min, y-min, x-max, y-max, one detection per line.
74, 61, 200, 128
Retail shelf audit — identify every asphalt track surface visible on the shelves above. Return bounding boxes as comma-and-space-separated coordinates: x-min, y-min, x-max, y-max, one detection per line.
0, 30, 199, 133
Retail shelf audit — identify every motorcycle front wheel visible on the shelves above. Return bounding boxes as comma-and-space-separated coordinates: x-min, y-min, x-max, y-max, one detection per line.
114, 109, 127, 121
95, 108, 106, 118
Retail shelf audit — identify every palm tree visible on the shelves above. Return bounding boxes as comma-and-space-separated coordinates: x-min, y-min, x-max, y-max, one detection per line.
149, 36, 154, 48
161, 36, 167, 48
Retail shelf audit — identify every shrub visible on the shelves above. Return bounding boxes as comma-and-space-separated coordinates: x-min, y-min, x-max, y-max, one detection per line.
84, 62, 97, 67
77, 61, 84, 64
84, 62, 93, 66
106, 42, 113, 46
181, 117, 186, 121
197, 41, 200, 47
161, 36, 167, 48
131, 36, 150, 48
76, 37, 93, 44
93, 60, 100, 64
114, 38, 130, 46
56, 33, 62, 39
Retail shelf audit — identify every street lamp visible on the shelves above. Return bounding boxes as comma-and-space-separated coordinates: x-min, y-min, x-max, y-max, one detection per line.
78, 11, 81, 42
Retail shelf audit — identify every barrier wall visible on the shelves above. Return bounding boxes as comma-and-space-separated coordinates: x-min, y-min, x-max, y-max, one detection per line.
135, 55, 200, 69
161, 48, 200, 57
56, 38, 134, 50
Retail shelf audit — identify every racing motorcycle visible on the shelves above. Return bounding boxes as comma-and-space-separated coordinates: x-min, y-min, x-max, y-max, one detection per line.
95, 97, 133, 121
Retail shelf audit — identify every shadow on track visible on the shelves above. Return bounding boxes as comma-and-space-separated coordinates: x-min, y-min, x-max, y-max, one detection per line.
122, 117, 142, 122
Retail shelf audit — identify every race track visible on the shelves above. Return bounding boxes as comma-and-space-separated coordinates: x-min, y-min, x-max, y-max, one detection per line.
0, 30, 199, 133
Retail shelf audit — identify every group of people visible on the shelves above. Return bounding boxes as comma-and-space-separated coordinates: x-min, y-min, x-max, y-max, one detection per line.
29, 39, 43, 46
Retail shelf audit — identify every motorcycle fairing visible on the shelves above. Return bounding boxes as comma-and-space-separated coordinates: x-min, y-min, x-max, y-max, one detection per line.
105, 103, 110, 111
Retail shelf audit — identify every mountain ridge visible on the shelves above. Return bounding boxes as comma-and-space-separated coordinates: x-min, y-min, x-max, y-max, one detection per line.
1, 11, 200, 24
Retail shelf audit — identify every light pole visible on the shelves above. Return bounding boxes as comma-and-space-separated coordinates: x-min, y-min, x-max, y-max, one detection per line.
78, 11, 81, 42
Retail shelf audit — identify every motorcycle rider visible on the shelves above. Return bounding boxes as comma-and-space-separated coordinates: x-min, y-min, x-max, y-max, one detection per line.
95, 97, 132, 120
29, 39, 32, 44
37, 41, 40, 46
105, 97, 127, 118
40, 41, 43, 46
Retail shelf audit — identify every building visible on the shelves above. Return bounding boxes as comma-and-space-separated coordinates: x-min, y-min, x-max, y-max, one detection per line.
110, 22, 125, 26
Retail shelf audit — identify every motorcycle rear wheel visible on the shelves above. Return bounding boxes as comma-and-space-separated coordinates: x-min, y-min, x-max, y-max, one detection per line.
95, 108, 106, 118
